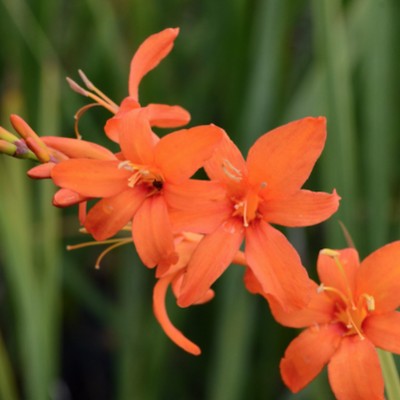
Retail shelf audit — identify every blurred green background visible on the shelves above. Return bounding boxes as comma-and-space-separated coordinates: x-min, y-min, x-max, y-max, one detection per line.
0, 0, 399, 399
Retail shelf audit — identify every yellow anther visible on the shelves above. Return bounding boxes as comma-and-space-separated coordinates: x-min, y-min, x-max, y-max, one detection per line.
320, 248, 340, 257
362, 294, 375, 311
222, 159, 242, 182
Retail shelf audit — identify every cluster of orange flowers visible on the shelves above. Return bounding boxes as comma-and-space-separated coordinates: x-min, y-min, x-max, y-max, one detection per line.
1, 28, 400, 400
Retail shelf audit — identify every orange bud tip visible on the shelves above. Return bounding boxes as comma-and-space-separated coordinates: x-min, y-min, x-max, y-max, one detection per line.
27, 163, 54, 179
26, 137, 50, 163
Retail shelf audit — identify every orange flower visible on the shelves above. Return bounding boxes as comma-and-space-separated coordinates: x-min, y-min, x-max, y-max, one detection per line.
174, 117, 340, 311
68, 28, 190, 142
260, 243, 400, 400
51, 110, 223, 268
153, 232, 246, 355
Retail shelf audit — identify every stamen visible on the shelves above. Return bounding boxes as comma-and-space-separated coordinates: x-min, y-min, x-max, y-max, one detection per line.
243, 201, 249, 227
73, 103, 102, 139
222, 159, 242, 182
66, 77, 118, 114
345, 308, 365, 340
67, 237, 132, 270
362, 294, 375, 311
94, 239, 132, 269
321, 248, 355, 309
78, 70, 119, 111
118, 160, 135, 171
318, 283, 349, 305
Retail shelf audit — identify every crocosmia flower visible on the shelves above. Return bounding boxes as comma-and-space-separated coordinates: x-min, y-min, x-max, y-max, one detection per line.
174, 117, 340, 312
266, 243, 400, 400
68, 28, 190, 142
51, 110, 223, 268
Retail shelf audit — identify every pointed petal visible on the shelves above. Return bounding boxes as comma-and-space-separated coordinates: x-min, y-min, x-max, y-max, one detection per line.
118, 110, 157, 164
153, 274, 201, 355
104, 98, 140, 143
170, 271, 214, 305
245, 221, 313, 311
328, 336, 384, 400
356, 241, 400, 312
85, 187, 146, 241
27, 162, 55, 179
129, 28, 179, 101
155, 124, 223, 183
317, 248, 360, 296
363, 311, 400, 354
53, 188, 88, 207
142, 103, 190, 128
244, 268, 334, 328
51, 159, 130, 197
280, 324, 341, 393
132, 195, 177, 268
42, 136, 116, 160
178, 218, 244, 307
247, 117, 326, 197
260, 189, 340, 227
204, 129, 247, 184
164, 180, 232, 233
269, 288, 335, 329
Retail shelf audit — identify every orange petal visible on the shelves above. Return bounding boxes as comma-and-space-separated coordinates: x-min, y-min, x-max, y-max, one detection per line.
363, 311, 400, 354
178, 218, 244, 307
157, 232, 203, 278
142, 103, 190, 128
132, 195, 177, 268
204, 129, 247, 184
245, 221, 313, 312
42, 136, 115, 160
27, 162, 55, 179
129, 28, 179, 101
260, 189, 340, 227
170, 272, 214, 305
104, 98, 140, 143
51, 159, 130, 197
356, 241, 400, 312
317, 248, 360, 297
155, 124, 223, 183
247, 117, 326, 197
328, 336, 384, 400
53, 188, 88, 207
164, 180, 231, 234
118, 110, 158, 164
85, 187, 147, 241
268, 287, 335, 329
153, 274, 201, 355
280, 324, 341, 393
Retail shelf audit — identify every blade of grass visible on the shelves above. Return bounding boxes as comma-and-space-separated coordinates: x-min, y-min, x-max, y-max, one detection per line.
206, 267, 255, 400
0, 333, 18, 400
311, 0, 359, 247
360, 0, 397, 250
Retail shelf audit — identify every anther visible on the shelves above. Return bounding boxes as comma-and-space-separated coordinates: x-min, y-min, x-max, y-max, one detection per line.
222, 159, 242, 182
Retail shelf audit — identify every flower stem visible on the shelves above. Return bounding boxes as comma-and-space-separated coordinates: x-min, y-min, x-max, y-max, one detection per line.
378, 349, 400, 400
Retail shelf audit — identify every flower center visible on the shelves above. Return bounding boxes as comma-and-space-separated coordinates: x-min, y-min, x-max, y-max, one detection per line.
118, 161, 164, 192
232, 190, 261, 227
318, 249, 375, 339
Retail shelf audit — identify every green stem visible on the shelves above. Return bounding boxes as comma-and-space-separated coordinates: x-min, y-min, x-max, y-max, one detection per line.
378, 350, 400, 400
